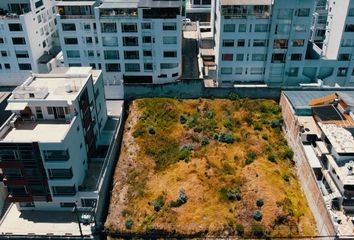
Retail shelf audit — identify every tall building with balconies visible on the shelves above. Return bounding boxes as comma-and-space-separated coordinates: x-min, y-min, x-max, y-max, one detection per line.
0, 67, 110, 211
56, 0, 182, 85
0, 0, 60, 86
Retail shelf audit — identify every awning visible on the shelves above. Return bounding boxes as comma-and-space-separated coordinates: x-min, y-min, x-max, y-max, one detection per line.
5, 102, 28, 111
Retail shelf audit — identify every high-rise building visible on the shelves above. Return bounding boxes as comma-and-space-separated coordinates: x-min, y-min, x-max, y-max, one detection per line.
56, 0, 182, 85
0, 67, 109, 210
211, 0, 354, 87
0, 0, 60, 86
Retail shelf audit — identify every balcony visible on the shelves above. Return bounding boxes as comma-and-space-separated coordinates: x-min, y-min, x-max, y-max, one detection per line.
57, 2, 95, 19
3, 177, 27, 186
8, 194, 33, 202
99, 8, 138, 18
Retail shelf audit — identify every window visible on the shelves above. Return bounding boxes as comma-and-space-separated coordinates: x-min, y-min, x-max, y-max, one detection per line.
104, 50, 119, 60
144, 63, 153, 71
52, 186, 76, 196
16, 51, 29, 58
60, 202, 75, 208
0, 38, 3, 44
12, 37, 26, 45
125, 63, 140, 72
164, 51, 177, 58
341, 39, 354, 47
237, 39, 245, 47
124, 51, 139, 59
122, 36, 138, 46
297, 8, 310, 17
223, 24, 235, 32
143, 50, 152, 57
66, 50, 80, 58
19, 64, 32, 70
62, 23, 76, 31
106, 63, 120, 72
163, 36, 177, 44
288, 67, 299, 77
35, 0, 44, 8
222, 53, 233, 61
235, 67, 242, 75
253, 39, 267, 47
250, 67, 265, 75
272, 53, 286, 63
121, 23, 137, 32
43, 150, 70, 161
3, 168, 22, 178
142, 36, 152, 43
275, 24, 290, 34
277, 9, 293, 19
345, 24, 354, 32
273, 39, 288, 49
141, 22, 151, 29
221, 67, 232, 74
8, 23, 22, 31
254, 24, 269, 32
86, 37, 93, 44
338, 54, 350, 61
291, 53, 302, 61
337, 68, 348, 77
87, 50, 94, 57
295, 24, 306, 32
48, 168, 73, 179
222, 39, 234, 47
236, 54, 244, 61
84, 24, 91, 30
1, 51, 7, 57
102, 36, 118, 46
238, 24, 246, 32
348, 8, 354, 17
160, 63, 178, 69
101, 23, 117, 33
64, 38, 78, 45
4, 64, 10, 69
252, 54, 266, 61
292, 39, 304, 47
81, 198, 97, 208
163, 23, 176, 30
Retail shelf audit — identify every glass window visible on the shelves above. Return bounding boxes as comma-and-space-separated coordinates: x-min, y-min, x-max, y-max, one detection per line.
277, 9, 293, 19
221, 67, 232, 74
250, 67, 265, 75
223, 24, 235, 32
124, 51, 139, 59
275, 24, 290, 34
52, 186, 76, 196
163, 36, 177, 44
222, 39, 234, 47
8, 23, 22, 31
237, 39, 245, 47
106, 63, 120, 72
62, 23, 76, 31
66, 50, 80, 58
337, 67, 348, 77
292, 39, 305, 47
291, 53, 302, 61
125, 63, 140, 72
252, 54, 266, 61
102, 36, 118, 46
18, 63, 32, 70
235, 67, 242, 75
288, 67, 299, 77
295, 24, 306, 32
101, 22, 117, 33
141, 22, 151, 29
160, 63, 178, 69
345, 24, 354, 32
272, 53, 286, 63
104, 50, 119, 60
48, 168, 73, 179
236, 54, 244, 61
238, 24, 246, 32
338, 54, 350, 61
297, 8, 310, 17
142, 36, 152, 43
273, 39, 288, 49
43, 150, 70, 161
253, 39, 267, 47
122, 36, 138, 46
222, 53, 233, 61
15, 51, 29, 58
12, 37, 26, 45
254, 24, 269, 32
64, 38, 78, 45
162, 23, 176, 31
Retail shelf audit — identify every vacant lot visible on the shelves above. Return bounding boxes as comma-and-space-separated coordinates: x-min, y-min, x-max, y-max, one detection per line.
105, 98, 316, 237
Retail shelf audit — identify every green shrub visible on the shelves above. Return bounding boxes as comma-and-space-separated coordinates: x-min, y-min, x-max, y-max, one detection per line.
270, 119, 280, 128
276, 197, 295, 216
206, 111, 214, 119
217, 133, 235, 144
153, 195, 165, 212
254, 122, 263, 131
262, 133, 269, 140
194, 127, 203, 133
170, 188, 188, 208
245, 151, 257, 165
191, 135, 200, 143
283, 147, 294, 160
179, 114, 187, 124
133, 128, 145, 138
256, 198, 264, 207
148, 126, 155, 135
236, 224, 245, 236
267, 153, 276, 163
201, 138, 209, 146
282, 173, 290, 182
188, 117, 198, 128
251, 224, 264, 237
125, 217, 133, 229
228, 92, 240, 100
223, 119, 234, 131
222, 162, 234, 175
219, 188, 241, 201
179, 145, 192, 161
253, 210, 263, 221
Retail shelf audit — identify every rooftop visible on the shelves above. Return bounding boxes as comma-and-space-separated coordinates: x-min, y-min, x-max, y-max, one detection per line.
0, 116, 75, 143
318, 123, 354, 154
0, 204, 91, 237
326, 152, 354, 186
9, 67, 99, 102
220, 0, 272, 5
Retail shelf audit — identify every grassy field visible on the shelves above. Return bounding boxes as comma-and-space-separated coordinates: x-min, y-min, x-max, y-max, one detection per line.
105, 98, 317, 237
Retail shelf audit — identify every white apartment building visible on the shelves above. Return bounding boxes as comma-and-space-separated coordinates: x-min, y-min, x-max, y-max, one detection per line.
186, 0, 211, 21
0, 67, 110, 211
211, 0, 354, 87
56, 0, 182, 85
0, 0, 60, 86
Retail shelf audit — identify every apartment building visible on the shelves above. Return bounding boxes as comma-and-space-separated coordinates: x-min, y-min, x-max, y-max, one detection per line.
281, 90, 354, 236
211, 0, 354, 87
186, 0, 211, 21
56, 0, 182, 85
0, 0, 60, 86
0, 67, 110, 211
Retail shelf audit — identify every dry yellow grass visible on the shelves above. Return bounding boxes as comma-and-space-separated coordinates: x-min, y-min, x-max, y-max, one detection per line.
105, 98, 317, 237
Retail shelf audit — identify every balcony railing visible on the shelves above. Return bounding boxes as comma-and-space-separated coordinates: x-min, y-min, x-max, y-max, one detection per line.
60, 15, 94, 19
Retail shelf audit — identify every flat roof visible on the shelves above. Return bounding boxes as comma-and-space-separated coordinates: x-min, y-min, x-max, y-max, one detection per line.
326, 154, 354, 185
297, 116, 321, 138
220, 0, 272, 5
303, 145, 322, 169
106, 100, 123, 117
318, 123, 354, 154
56, 1, 96, 6
0, 204, 91, 237
0, 120, 72, 143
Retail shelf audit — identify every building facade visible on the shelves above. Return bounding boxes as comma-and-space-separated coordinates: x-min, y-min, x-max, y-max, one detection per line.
0, 0, 60, 86
0, 67, 109, 211
56, 0, 182, 85
211, 0, 354, 87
